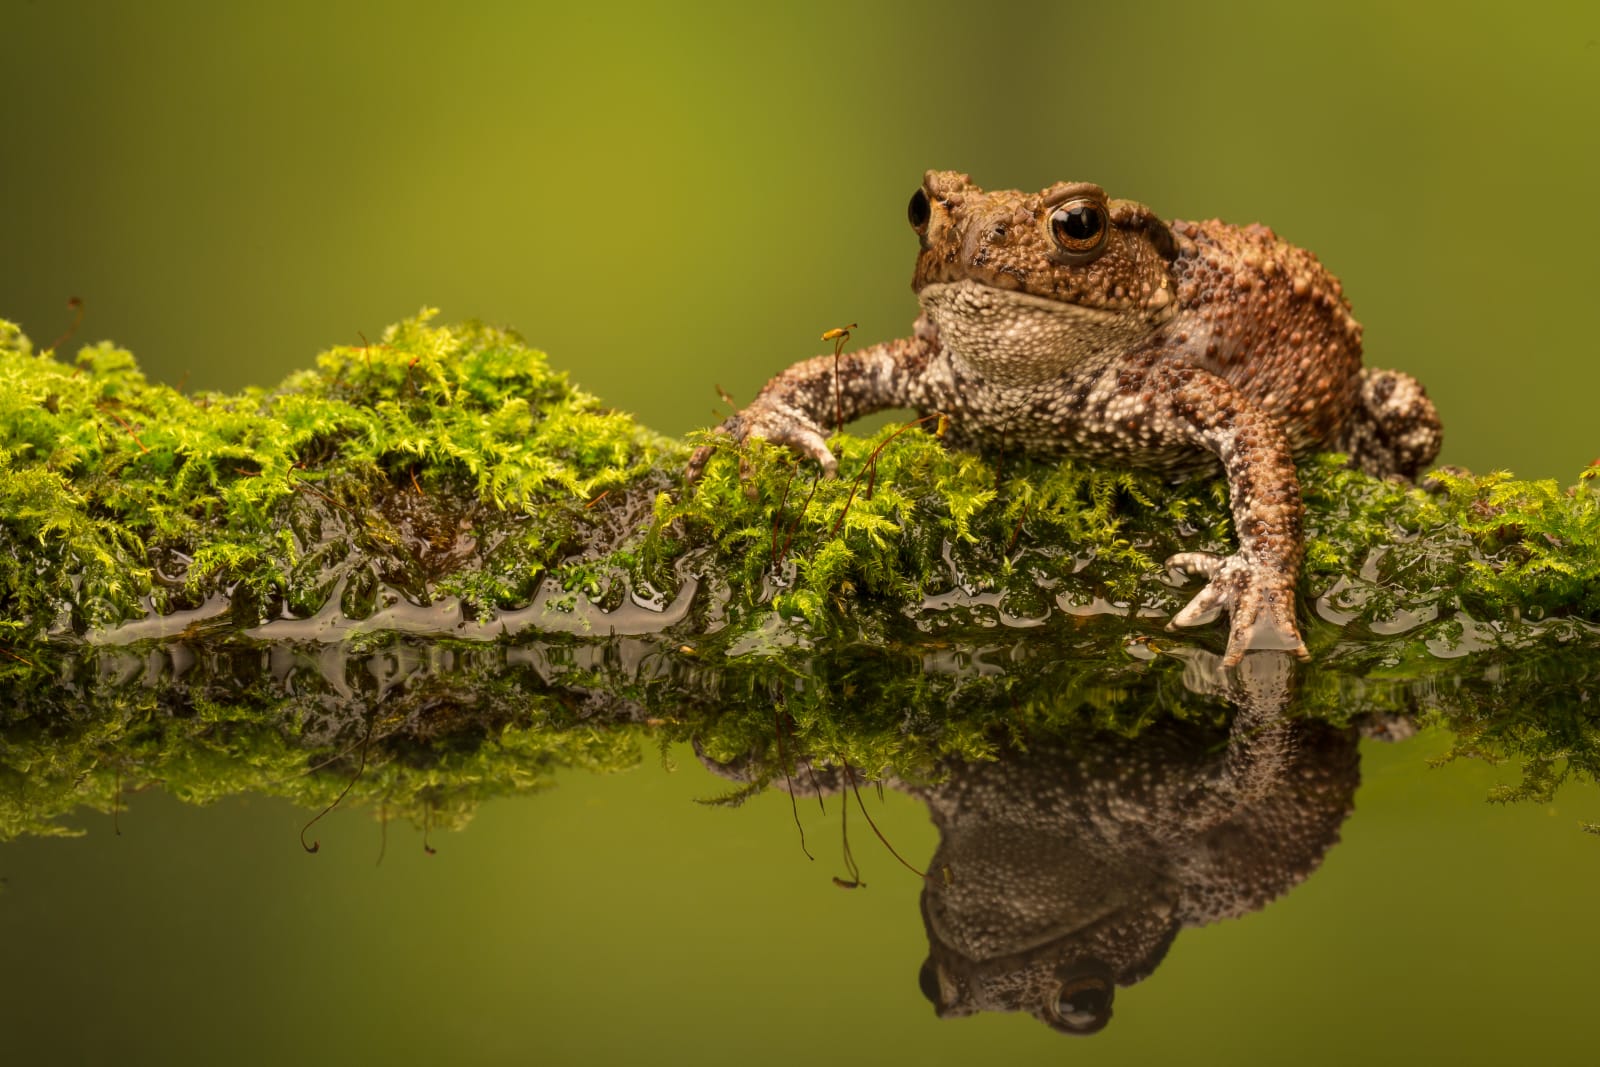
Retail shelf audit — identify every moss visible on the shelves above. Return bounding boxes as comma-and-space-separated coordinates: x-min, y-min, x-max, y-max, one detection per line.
3, 313, 1600, 840
3, 615, 1597, 842
0, 311, 674, 641
0, 638, 645, 840
5, 311, 1598, 655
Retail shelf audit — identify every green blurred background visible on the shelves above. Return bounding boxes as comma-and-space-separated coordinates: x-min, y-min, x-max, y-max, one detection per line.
5, 2, 1600, 1064
3, 1, 1596, 478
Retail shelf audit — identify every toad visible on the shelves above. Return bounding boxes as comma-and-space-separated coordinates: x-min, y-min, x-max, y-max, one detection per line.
689, 171, 1442, 664
911, 711, 1362, 1034
692, 656, 1373, 1036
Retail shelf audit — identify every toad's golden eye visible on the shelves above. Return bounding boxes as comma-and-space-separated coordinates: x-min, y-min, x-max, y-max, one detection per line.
1048, 198, 1108, 263
908, 188, 932, 234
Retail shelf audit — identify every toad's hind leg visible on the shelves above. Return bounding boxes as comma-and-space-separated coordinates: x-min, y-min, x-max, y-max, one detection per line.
1335, 368, 1442, 480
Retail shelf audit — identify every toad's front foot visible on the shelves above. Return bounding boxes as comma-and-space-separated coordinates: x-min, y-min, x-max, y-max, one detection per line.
686, 398, 837, 482
1165, 551, 1308, 667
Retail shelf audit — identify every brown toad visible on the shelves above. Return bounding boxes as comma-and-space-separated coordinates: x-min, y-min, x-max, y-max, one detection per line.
693, 653, 1372, 1036
689, 171, 1442, 664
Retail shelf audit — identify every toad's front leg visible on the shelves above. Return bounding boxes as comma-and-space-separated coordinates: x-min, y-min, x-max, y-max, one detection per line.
686, 335, 939, 480
1138, 363, 1310, 666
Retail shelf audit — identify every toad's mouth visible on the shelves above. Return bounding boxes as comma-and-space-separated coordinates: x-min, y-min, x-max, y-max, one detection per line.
922, 887, 1180, 994
928, 900, 1123, 964
915, 279, 1138, 387
916, 277, 1115, 313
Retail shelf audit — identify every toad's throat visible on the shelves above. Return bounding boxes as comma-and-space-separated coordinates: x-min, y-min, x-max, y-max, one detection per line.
916, 280, 1149, 388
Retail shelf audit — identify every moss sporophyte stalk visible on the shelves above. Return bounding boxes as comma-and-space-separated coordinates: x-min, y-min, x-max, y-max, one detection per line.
1, 310, 1598, 839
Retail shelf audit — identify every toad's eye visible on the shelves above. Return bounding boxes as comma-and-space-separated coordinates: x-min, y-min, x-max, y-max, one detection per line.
1048, 974, 1113, 1035
908, 188, 932, 234
1048, 198, 1108, 263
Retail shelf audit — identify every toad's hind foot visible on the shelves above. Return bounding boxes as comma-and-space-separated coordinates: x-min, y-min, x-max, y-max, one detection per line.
1165, 551, 1308, 667
1337, 367, 1442, 481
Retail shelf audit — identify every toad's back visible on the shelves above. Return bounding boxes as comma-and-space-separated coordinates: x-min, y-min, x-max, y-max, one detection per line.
1163, 218, 1365, 455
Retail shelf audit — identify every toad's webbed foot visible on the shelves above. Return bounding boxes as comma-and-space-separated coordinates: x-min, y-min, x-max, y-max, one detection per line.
1165, 551, 1308, 667
686, 397, 838, 482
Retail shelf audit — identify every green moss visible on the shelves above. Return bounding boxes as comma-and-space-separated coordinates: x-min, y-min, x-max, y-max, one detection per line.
0, 311, 675, 640
6, 311, 1598, 656
4, 313, 1600, 840
0, 639, 645, 840
3, 615, 1597, 843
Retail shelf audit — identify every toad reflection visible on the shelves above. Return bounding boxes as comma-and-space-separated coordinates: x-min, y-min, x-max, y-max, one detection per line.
698, 655, 1394, 1035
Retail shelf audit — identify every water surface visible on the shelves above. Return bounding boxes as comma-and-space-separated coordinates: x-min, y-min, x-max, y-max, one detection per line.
4, 640, 1597, 1066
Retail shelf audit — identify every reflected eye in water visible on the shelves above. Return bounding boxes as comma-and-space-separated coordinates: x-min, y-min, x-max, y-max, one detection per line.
1047, 972, 1114, 1035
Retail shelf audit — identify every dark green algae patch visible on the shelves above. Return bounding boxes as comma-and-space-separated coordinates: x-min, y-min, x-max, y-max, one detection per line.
3, 311, 1600, 840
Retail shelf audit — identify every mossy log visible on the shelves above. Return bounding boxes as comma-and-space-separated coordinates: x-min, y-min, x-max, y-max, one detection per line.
3, 311, 1599, 840
4, 311, 1598, 656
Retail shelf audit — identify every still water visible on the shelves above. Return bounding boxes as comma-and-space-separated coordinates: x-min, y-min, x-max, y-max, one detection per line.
3, 634, 1598, 1066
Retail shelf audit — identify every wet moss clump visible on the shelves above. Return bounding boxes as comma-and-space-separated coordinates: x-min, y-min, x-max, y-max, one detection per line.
4, 311, 1598, 659
3, 619, 1599, 842
0, 311, 672, 642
